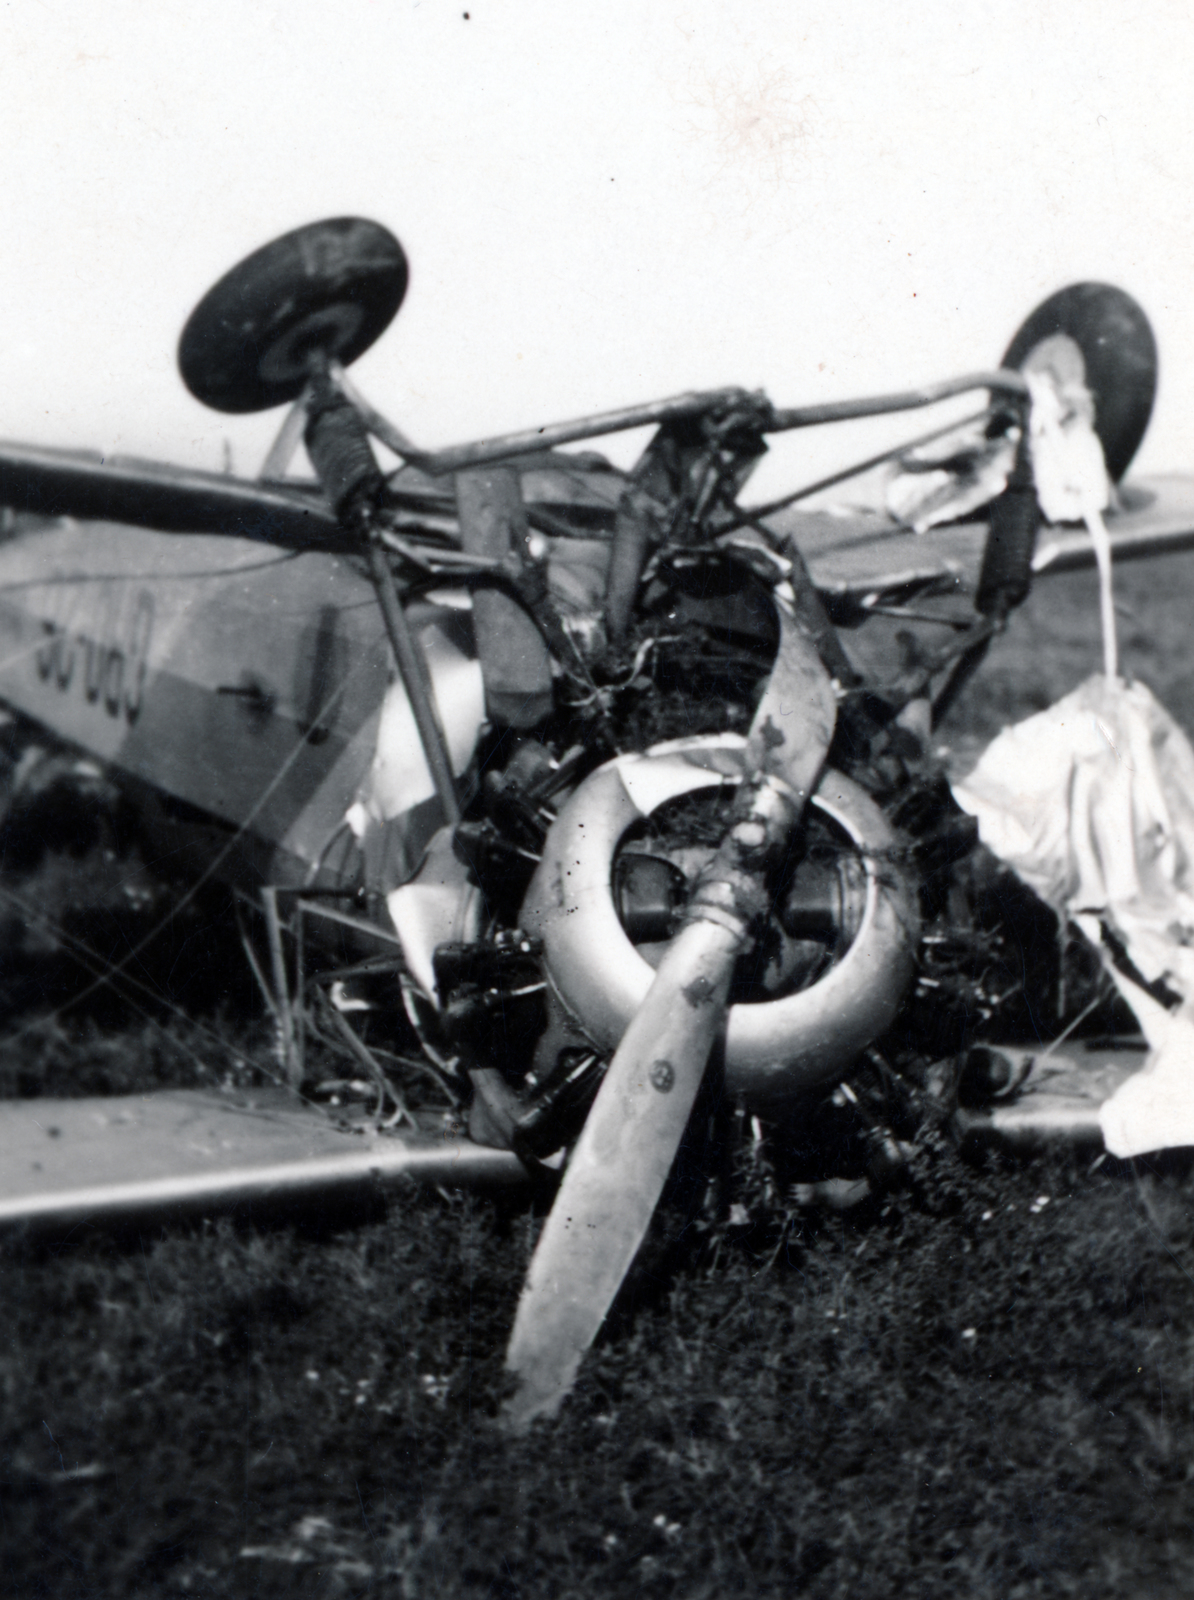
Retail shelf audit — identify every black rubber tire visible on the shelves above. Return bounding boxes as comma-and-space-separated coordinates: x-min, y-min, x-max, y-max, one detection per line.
178, 218, 408, 414
1001, 282, 1157, 482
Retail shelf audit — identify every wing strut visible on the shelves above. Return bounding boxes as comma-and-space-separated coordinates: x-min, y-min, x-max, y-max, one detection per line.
303, 366, 461, 825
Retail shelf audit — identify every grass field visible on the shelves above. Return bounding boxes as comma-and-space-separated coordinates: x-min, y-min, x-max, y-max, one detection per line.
4, 553, 1194, 1598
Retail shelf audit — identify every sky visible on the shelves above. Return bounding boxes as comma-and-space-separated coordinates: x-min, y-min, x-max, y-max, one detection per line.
0, 0, 1191, 504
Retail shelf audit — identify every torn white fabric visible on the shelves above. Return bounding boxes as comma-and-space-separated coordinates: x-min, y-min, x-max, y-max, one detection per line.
883, 353, 1113, 544
1095, 964, 1194, 1157
950, 360, 1194, 1156
884, 424, 1015, 534
357, 624, 484, 827
954, 674, 1194, 997
341, 621, 484, 896
1023, 364, 1118, 680
387, 824, 482, 1001
955, 676, 1194, 1156
1022, 365, 1111, 527
1099, 1025, 1194, 1157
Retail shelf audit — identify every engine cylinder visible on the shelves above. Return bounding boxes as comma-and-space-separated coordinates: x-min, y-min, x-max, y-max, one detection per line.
520, 734, 919, 1114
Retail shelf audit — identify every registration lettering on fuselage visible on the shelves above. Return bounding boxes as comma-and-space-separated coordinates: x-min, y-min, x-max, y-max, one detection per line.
35, 589, 154, 725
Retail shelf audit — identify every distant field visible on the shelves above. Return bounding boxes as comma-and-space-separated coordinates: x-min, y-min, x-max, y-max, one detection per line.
949, 545, 1194, 767
4, 553, 1194, 1598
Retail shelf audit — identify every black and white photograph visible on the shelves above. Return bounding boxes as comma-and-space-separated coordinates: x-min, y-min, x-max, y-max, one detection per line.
2, 3, 1194, 1594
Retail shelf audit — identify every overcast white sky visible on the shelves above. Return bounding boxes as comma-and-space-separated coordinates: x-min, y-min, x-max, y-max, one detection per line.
1, 1, 1191, 502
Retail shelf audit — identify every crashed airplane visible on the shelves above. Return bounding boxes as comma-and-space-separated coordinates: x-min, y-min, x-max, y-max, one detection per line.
0, 217, 1188, 1423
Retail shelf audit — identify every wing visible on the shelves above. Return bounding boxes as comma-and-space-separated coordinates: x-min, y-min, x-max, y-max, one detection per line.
0, 1087, 527, 1237
779, 474, 1194, 604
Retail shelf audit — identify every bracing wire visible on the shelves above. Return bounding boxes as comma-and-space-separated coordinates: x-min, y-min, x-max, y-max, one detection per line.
3, 664, 361, 1043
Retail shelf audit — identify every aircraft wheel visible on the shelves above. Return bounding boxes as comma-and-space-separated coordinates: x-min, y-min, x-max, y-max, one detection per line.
178, 217, 408, 414
1002, 282, 1157, 481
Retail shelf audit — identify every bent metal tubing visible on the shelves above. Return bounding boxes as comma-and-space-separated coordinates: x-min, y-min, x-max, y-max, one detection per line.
347, 370, 1030, 477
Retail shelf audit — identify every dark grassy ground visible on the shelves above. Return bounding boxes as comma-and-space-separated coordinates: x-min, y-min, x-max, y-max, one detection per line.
5, 553, 1194, 1598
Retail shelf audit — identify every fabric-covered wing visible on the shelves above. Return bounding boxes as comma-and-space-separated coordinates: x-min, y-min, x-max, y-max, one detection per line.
775, 474, 1194, 603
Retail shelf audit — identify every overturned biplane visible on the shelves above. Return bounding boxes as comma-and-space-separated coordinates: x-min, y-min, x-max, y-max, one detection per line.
0, 218, 1184, 1423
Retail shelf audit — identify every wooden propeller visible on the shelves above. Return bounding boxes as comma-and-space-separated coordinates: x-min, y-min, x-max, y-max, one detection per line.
503, 604, 837, 1429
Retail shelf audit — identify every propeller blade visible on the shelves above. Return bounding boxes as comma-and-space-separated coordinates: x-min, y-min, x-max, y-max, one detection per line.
741, 601, 838, 790
502, 605, 837, 1430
